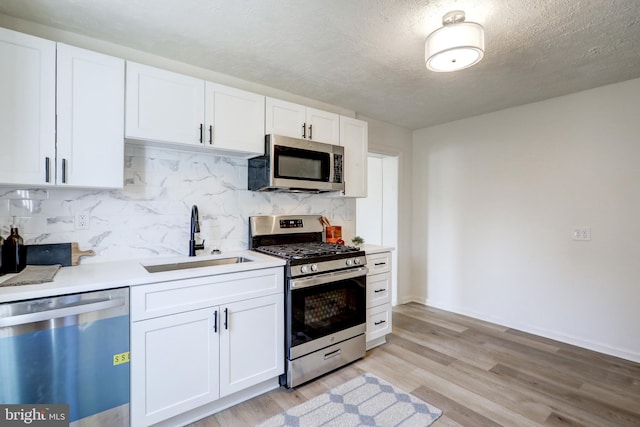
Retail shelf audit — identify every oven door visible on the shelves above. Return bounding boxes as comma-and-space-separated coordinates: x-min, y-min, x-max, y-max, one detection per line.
287, 267, 367, 360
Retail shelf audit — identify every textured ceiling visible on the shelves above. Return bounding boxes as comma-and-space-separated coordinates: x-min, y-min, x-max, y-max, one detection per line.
1, 0, 639, 130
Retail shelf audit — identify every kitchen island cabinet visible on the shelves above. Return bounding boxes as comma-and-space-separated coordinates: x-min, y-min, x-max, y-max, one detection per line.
130, 266, 283, 427
126, 62, 265, 157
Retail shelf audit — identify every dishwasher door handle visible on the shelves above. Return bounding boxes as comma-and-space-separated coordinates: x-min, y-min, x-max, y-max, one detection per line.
0, 298, 125, 328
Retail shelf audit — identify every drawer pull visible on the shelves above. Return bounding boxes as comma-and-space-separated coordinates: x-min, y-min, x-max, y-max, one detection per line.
324, 348, 342, 360
374, 320, 387, 326
374, 262, 387, 266
374, 288, 386, 293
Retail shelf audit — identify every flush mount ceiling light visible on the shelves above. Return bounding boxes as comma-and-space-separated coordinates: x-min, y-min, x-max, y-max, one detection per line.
425, 10, 485, 72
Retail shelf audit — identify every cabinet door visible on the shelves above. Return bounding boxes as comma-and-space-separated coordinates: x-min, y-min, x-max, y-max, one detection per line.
126, 62, 205, 146
57, 44, 124, 188
367, 272, 392, 308
131, 307, 220, 427
0, 28, 56, 186
265, 97, 306, 139
205, 82, 265, 156
366, 303, 392, 342
340, 116, 368, 197
306, 107, 340, 145
219, 294, 284, 397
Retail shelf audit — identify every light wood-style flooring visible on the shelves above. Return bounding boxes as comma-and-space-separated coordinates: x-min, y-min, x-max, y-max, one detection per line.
189, 303, 640, 426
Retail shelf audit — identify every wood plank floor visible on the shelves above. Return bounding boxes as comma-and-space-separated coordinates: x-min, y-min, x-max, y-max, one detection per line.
189, 303, 640, 426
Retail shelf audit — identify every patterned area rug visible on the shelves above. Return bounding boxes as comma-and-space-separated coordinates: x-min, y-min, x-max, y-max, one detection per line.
256, 373, 442, 427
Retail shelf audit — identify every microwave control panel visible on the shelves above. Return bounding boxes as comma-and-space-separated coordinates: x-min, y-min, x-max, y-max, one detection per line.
333, 154, 343, 183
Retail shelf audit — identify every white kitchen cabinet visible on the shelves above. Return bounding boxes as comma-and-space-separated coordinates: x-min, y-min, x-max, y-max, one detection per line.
0, 28, 124, 188
0, 28, 56, 186
339, 116, 368, 197
131, 307, 220, 426
126, 62, 204, 146
205, 82, 265, 155
219, 294, 283, 397
265, 97, 340, 145
57, 44, 124, 188
365, 251, 392, 349
126, 62, 265, 157
130, 267, 284, 426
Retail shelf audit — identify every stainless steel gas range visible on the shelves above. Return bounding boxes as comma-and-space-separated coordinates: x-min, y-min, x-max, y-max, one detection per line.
250, 215, 367, 388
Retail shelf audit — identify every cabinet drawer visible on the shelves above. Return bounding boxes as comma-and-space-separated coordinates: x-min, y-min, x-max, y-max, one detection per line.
366, 252, 391, 274
366, 303, 392, 341
131, 267, 284, 321
366, 272, 391, 308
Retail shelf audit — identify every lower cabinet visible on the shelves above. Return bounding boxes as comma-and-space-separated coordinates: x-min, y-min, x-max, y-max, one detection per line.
130, 268, 284, 426
365, 251, 393, 349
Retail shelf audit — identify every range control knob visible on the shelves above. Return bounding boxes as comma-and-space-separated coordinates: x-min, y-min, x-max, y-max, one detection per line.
354, 257, 361, 265
346, 259, 353, 266
300, 265, 308, 274
311, 264, 318, 272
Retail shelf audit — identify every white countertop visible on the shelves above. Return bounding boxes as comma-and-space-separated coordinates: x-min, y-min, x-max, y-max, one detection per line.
0, 250, 285, 303
360, 244, 395, 254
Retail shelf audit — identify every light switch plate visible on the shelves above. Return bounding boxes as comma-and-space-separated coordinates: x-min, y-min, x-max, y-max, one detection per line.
573, 227, 591, 241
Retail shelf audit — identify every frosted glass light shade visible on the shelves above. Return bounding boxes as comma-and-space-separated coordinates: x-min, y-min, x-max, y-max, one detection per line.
425, 22, 485, 72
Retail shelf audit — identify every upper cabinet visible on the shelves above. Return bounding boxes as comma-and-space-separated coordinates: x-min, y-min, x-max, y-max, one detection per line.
205, 82, 265, 155
340, 116, 368, 198
0, 28, 56, 186
57, 44, 124, 188
0, 28, 124, 188
266, 98, 340, 145
126, 62, 265, 157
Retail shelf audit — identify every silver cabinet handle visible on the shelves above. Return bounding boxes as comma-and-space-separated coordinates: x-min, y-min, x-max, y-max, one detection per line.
0, 298, 125, 328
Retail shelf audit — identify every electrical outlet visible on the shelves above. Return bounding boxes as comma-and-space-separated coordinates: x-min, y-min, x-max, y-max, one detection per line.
573, 227, 591, 241
75, 213, 90, 230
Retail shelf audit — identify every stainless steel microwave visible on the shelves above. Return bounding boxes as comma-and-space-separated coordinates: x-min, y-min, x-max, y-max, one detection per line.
248, 134, 344, 193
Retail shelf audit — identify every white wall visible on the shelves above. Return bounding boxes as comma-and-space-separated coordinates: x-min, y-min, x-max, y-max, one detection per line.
412, 77, 640, 362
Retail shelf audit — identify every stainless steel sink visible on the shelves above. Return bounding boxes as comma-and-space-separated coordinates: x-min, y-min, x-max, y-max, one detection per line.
143, 257, 252, 273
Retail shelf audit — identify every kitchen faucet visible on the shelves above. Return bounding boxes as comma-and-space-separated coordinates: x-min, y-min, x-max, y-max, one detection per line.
189, 205, 205, 256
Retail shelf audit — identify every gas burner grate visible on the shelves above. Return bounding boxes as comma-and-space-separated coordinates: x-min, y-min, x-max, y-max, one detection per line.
255, 242, 361, 260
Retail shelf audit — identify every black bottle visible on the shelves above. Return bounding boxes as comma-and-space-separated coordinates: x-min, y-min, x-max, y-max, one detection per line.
2, 225, 25, 274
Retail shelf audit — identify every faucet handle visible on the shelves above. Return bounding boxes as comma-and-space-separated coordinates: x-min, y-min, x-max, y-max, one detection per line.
194, 239, 205, 250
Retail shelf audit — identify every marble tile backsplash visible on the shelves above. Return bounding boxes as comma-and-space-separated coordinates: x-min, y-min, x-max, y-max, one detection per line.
0, 144, 354, 263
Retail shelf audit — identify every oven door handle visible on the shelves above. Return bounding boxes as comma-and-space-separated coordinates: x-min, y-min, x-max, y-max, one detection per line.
290, 267, 368, 289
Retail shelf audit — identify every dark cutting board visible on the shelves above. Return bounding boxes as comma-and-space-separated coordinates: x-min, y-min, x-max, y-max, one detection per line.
25, 242, 95, 267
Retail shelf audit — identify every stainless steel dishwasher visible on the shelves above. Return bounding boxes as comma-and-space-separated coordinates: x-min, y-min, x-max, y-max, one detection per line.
0, 288, 130, 427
